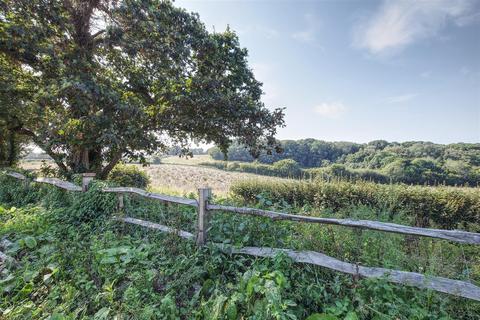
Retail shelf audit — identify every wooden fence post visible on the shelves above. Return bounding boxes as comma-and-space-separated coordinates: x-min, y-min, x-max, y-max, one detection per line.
82, 173, 96, 192
23, 176, 30, 189
196, 188, 212, 247
118, 194, 125, 214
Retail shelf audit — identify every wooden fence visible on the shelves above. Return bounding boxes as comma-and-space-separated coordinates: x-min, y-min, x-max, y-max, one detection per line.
3, 171, 480, 301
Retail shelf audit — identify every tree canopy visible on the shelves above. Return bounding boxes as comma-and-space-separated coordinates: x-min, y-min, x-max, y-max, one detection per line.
0, 0, 284, 177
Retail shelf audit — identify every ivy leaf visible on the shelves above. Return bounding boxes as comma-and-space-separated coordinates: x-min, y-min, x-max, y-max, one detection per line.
23, 236, 37, 249
305, 314, 339, 320
93, 307, 110, 320
344, 312, 359, 320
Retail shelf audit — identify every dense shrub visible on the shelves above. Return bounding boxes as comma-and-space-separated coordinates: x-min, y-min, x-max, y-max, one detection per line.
272, 159, 302, 177
0, 172, 40, 206
107, 164, 150, 188
231, 179, 480, 230
201, 159, 304, 178
307, 165, 390, 184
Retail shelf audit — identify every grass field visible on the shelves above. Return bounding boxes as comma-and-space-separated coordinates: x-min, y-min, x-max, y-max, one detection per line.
145, 163, 288, 195
19, 156, 290, 195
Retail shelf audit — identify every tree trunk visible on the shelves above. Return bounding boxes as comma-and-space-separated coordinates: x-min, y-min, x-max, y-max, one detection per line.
99, 150, 123, 179
6, 131, 17, 166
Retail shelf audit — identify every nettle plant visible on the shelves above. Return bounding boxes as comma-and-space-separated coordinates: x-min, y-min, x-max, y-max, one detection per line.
0, 0, 284, 178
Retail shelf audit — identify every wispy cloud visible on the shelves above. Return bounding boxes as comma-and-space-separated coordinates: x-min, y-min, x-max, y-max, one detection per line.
353, 0, 480, 55
384, 93, 418, 104
292, 14, 319, 44
314, 102, 347, 118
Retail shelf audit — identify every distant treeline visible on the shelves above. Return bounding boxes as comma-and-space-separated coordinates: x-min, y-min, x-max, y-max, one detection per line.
207, 140, 480, 186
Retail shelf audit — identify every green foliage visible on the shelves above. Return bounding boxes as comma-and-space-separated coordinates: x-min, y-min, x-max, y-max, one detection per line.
0, 0, 284, 178
208, 140, 480, 186
202, 159, 304, 178
107, 164, 150, 188
231, 178, 480, 230
272, 159, 302, 177
208, 139, 361, 165
0, 172, 40, 207
0, 174, 479, 319
0, 52, 31, 168
0, 125, 27, 167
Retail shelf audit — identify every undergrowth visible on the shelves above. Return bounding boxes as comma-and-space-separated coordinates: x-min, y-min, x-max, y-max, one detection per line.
0, 175, 479, 319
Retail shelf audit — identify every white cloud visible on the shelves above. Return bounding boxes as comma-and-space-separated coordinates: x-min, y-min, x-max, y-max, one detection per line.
314, 102, 347, 118
353, 0, 479, 55
292, 14, 319, 44
384, 93, 418, 104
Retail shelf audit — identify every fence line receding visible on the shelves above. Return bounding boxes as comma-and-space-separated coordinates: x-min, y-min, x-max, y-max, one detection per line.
3, 170, 480, 301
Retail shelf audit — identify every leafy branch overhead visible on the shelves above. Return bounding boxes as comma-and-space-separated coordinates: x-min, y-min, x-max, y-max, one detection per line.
0, 0, 285, 177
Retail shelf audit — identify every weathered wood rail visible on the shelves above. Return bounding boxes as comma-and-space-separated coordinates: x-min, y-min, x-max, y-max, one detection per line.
2, 170, 480, 301
5, 172, 82, 191
103, 187, 198, 207
207, 204, 480, 245
221, 246, 480, 301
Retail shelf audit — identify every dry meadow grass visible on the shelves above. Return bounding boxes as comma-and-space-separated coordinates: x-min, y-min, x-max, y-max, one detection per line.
19, 156, 287, 195
143, 163, 286, 195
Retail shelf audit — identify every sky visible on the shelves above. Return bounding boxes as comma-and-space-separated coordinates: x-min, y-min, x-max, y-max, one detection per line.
176, 0, 480, 144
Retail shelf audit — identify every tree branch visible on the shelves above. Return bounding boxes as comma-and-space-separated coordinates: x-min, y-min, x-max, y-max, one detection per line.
99, 150, 124, 179
12, 126, 69, 176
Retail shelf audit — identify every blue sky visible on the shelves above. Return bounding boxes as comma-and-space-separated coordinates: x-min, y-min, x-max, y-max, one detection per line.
176, 0, 480, 144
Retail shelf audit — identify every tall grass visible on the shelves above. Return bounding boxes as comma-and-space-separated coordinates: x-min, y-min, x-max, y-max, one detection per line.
231, 178, 480, 231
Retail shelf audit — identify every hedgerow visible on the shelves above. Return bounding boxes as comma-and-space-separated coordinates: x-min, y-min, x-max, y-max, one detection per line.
231, 179, 480, 230
201, 160, 304, 179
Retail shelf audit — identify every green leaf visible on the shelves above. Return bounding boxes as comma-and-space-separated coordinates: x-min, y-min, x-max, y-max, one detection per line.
225, 301, 237, 320
93, 307, 110, 320
99, 256, 117, 264
305, 314, 339, 320
48, 314, 67, 320
246, 275, 259, 297
23, 236, 37, 249
344, 312, 359, 320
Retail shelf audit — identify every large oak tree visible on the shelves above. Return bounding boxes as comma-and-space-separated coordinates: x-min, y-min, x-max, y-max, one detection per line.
0, 0, 284, 178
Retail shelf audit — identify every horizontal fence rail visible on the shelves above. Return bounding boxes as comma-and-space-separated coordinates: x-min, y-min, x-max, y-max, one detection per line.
3, 170, 480, 301
221, 246, 480, 301
208, 204, 480, 245
110, 217, 480, 301
103, 187, 198, 207
35, 177, 83, 192
114, 216, 194, 240
5, 172, 82, 191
